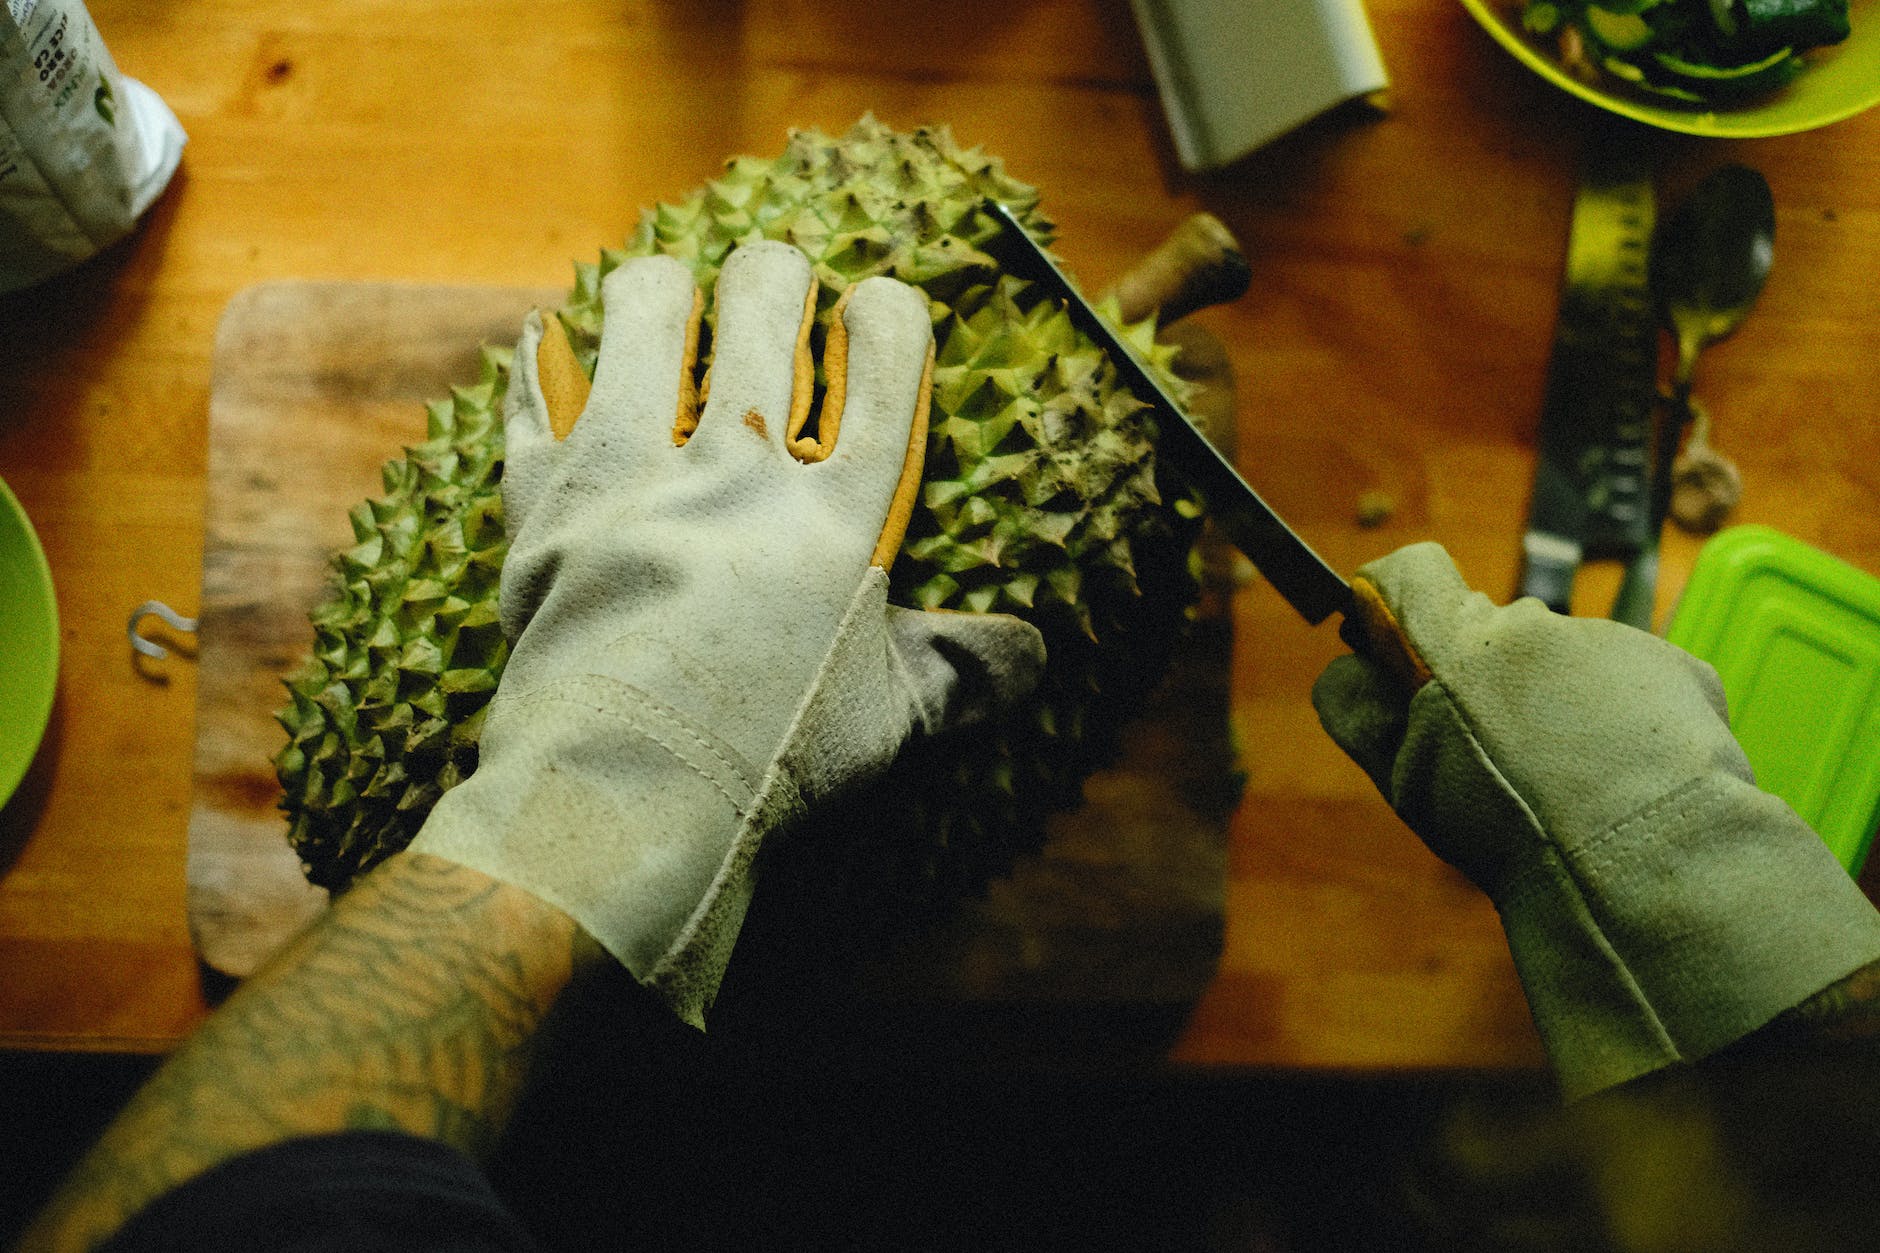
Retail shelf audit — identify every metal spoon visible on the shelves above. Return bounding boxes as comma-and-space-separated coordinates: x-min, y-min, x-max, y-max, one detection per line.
1655, 164, 1776, 406
1610, 164, 1775, 629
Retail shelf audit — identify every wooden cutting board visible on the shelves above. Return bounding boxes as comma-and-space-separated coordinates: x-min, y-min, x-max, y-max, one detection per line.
188, 280, 1231, 1019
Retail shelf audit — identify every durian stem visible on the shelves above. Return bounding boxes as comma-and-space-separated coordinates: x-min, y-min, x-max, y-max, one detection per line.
1113, 218, 1248, 615
1108, 213, 1250, 326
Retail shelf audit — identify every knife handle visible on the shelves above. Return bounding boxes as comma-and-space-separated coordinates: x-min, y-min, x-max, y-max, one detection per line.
1337, 576, 1433, 694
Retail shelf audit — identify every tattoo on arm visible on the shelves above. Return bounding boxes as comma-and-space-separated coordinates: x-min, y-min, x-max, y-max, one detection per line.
22, 854, 589, 1253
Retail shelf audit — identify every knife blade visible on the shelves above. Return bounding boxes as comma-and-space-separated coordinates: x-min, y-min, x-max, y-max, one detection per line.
981, 200, 1354, 627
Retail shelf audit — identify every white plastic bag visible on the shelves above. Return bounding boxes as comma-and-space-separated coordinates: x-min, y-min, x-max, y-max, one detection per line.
0, 0, 183, 292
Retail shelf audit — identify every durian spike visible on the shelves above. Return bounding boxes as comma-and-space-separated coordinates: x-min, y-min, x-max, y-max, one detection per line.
1107, 214, 1250, 614
1107, 213, 1249, 327
1101, 212, 1245, 455
1157, 321, 1235, 456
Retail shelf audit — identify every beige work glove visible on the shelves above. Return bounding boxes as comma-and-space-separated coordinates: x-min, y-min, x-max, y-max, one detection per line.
1314, 543, 1880, 1099
412, 242, 1047, 1027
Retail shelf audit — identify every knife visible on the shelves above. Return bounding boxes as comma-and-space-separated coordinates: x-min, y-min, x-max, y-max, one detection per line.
981, 199, 1356, 629
1517, 153, 1658, 620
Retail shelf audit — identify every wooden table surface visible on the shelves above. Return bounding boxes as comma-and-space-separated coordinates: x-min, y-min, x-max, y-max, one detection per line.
3, 0, 1878, 1065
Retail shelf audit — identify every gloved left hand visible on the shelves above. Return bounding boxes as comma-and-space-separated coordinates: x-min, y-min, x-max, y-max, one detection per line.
412, 242, 1047, 1026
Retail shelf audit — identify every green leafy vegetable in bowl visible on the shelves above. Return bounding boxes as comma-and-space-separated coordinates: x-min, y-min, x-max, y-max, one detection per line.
1518, 0, 1851, 103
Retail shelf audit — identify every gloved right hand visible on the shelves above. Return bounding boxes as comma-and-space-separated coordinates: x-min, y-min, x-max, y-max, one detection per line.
1314, 542, 1880, 1099
412, 242, 1046, 1028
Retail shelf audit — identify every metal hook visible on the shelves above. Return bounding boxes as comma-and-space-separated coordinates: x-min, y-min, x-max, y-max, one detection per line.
129, 600, 199, 660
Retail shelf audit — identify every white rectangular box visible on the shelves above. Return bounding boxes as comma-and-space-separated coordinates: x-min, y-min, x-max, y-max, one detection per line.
1131, 0, 1390, 170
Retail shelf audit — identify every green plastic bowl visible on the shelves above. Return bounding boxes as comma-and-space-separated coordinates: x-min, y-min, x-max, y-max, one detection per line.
0, 476, 58, 810
1459, 0, 1880, 137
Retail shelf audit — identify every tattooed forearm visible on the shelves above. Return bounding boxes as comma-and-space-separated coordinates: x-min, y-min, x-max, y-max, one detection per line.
20, 853, 591, 1253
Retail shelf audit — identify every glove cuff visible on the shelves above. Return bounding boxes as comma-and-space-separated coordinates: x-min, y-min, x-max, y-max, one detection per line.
1498, 774, 1880, 1099
411, 676, 802, 1029
413, 572, 1045, 1030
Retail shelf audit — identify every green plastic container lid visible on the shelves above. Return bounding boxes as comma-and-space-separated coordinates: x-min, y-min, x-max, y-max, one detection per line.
1667, 526, 1880, 875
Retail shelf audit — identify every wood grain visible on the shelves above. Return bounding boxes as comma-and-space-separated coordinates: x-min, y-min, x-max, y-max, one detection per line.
187, 281, 562, 977
3, 0, 1878, 1067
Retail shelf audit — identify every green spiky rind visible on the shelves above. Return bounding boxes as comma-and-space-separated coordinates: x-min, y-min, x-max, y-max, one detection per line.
275, 350, 512, 889
278, 116, 1204, 901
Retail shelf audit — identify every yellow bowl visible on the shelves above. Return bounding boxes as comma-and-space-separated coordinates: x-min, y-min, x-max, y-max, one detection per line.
1459, 0, 1880, 137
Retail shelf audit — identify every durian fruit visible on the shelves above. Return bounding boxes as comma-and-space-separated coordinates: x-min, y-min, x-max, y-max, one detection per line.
275, 117, 1209, 909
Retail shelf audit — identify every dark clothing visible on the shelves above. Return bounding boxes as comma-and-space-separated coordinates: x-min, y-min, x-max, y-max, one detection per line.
98, 1132, 537, 1253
